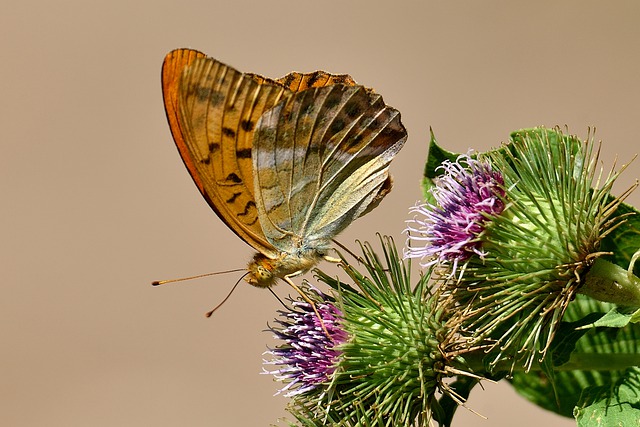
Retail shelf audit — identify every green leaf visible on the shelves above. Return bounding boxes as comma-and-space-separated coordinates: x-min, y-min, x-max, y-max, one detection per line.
509, 307, 606, 417
510, 369, 610, 418
551, 313, 604, 367
578, 307, 636, 329
510, 296, 640, 418
563, 298, 640, 364
423, 129, 459, 181
421, 129, 459, 201
574, 367, 640, 427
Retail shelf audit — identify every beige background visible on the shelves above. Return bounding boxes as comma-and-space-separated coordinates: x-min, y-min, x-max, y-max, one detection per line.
3, 1, 639, 426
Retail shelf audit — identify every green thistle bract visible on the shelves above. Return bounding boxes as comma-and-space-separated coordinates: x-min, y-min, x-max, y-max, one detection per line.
283, 236, 472, 427
426, 128, 631, 370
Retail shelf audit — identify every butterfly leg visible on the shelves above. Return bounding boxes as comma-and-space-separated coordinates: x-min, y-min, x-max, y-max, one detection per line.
282, 275, 334, 342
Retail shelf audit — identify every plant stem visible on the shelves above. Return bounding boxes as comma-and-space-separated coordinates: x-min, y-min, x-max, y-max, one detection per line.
580, 258, 640, 307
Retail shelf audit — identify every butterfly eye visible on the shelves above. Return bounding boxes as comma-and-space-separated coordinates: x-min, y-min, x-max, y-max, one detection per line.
257, 266, 272, 280
246, 257, 276, 288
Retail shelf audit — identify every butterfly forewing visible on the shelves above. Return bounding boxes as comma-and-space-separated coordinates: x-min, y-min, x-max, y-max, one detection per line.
162, 49, 208, 193
164, 50, 292, 257
252, 84, 407, 253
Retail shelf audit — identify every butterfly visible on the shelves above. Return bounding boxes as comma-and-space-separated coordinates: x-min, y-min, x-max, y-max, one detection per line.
161, 48, 407, 292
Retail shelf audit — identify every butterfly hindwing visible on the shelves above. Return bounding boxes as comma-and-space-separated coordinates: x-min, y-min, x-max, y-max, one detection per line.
252, 84, 407, 253
276, 71, 358, 92
249, 70, 358, 92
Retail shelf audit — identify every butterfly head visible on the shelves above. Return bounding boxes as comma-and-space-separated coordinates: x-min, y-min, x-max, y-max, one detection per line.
246, 253, 278, 288
246, 251, 325, 288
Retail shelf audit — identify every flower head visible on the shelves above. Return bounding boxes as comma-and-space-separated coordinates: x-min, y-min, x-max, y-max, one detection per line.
412, 127, 633, 370
279, 237, 476, 426
405, 153, 506, 274
264, 289, 347, 397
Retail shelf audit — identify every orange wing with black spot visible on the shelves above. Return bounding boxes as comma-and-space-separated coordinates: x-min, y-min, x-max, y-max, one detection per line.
249, 70, 358, 91
162, 49, 289, 257
162, 49, 207, 195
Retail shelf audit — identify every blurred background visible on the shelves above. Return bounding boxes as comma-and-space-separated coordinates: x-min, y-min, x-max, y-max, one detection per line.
2, 1, 639, 426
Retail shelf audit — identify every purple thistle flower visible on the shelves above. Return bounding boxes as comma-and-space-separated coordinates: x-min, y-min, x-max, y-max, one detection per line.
264, 291, 347, 397
406, 154, 506, 272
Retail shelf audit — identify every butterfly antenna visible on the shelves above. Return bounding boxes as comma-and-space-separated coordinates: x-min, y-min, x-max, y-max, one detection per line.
151, 268, 246, 286
204, 272, 250, 318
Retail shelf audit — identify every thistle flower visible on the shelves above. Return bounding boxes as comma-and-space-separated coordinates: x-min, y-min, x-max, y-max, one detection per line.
408, 127, 636, 370
272, 237, 478, 427
405, 153, 506, 276
264, 289, 347, 397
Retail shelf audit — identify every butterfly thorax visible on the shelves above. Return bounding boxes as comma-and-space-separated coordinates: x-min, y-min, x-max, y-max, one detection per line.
245, 251, 324, 288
